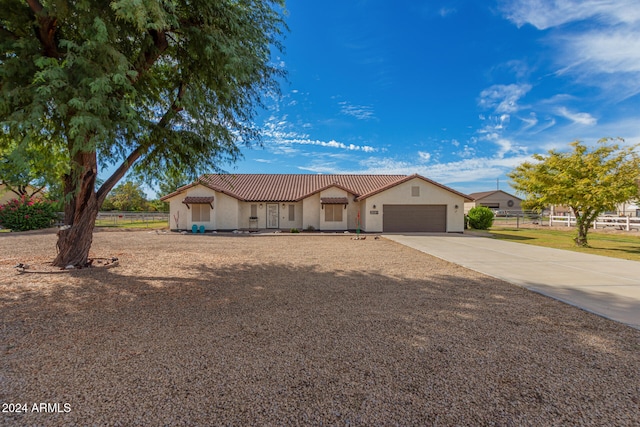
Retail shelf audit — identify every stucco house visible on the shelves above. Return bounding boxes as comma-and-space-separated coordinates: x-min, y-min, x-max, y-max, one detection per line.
464, 190, 522, 214
160, 174, 472, 233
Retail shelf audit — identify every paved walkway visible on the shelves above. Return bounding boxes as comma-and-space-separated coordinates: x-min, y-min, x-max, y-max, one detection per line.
383, 233, 640, 330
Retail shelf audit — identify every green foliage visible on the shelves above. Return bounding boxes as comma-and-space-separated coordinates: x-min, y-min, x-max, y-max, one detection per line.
156, 171, 192, 197
0, 0, 287, 204
508, 138, 640, 246
467, 206, 494, 230
105, 181, 148, 211
147, 199, 169, 212
290, 228, 299, 233
0, 0, 287, 264
0, 195, 59, 231
0, 136, 68, 198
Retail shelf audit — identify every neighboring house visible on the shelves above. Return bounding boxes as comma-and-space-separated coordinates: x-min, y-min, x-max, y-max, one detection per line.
464, 190, 522, 214
160, 174, 472, 233
0, 183, 45, 205
551, 201, 640, 217
617, 201, 640, 217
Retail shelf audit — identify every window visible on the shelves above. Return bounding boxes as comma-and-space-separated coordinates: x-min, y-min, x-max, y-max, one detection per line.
324, 204, 343, 222
192, 205, 210, 222
250, 204, 258, 218
288, 204, 295, 221
411, 186, 420, 197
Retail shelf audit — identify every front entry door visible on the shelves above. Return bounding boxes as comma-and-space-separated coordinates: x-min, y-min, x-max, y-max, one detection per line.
267, 203, 279, 229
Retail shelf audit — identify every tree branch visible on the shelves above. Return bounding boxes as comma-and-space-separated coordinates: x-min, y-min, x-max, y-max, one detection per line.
131, 29, 169, 83
26, 0, 44, 14
27, 0, 60, 58
97, 82, 186, 203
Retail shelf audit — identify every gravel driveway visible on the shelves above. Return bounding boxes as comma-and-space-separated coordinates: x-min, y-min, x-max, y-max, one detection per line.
1, 230, 639, 426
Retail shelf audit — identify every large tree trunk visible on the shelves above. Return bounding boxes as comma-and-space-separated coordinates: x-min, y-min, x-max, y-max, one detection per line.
53, 151, 100, 267
52, 145, 145, 267
53, 197, 99, 267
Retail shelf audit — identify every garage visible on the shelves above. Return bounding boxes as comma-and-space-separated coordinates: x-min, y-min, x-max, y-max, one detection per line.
383, 204, 447, 232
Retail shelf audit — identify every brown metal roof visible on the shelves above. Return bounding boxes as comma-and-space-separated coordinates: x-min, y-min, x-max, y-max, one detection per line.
194, 174, 408, 202
161, 174, 472, 202
320, 197, 349, 204
182, 196, 215, 204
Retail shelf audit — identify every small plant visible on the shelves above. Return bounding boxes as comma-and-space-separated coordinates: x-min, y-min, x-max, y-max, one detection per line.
467, 206, 494, 230
0, 195, 59, 231
305, 225, 316, 232
290, 228, 300, 233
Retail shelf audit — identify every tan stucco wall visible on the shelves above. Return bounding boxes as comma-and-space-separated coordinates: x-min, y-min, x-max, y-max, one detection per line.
271, 202, 303, 230
464, 191, 522, 213
319, 187, 350, 231
362, 178, 465, 233
169, 185, 221, 230
302, 196, 320, 230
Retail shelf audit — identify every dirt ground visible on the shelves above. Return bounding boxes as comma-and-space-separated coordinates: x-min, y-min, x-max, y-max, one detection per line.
1, 229, 639, 426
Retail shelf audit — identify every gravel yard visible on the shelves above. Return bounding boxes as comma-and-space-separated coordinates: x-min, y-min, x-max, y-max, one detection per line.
1, 230, 639, 426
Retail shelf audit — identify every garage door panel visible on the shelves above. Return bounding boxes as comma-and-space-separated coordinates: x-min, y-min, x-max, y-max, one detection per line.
383, 205, 446, 232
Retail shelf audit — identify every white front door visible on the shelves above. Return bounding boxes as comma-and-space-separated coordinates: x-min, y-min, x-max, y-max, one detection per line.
267, 204, 279, 228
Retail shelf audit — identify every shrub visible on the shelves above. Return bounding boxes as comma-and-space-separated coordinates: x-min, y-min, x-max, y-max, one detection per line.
467, 206, 494, 230
0, 195, 59, 231
290, 228, 300, 233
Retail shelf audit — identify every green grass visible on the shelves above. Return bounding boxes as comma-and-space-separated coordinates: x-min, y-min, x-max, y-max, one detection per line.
478, 226, 640, 261
94, 219, 168, 229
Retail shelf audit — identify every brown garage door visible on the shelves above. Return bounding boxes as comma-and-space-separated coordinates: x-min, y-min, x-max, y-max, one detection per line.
383, 205, 447, 232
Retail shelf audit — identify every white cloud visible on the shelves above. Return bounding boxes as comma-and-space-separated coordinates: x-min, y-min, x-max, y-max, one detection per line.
418, 151, 431, 162
261, 115, 377, 154
499, 0, 640, 30
500, 0, 640, 99
338, 102, 376, 120
478, 84, 531, 114
519, 113, 538, 129
338, 154, 533, 187
555, 107, 597, 125
455, 145, 476, 159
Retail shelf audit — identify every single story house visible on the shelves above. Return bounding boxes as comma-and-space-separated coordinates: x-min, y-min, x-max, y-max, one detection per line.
160, 174, 472, 233
464, 190, 522, 214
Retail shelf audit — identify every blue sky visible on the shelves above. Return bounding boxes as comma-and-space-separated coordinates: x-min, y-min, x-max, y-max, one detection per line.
226, 0, 640, 196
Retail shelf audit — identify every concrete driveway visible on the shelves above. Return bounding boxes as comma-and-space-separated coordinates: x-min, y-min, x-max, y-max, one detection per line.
384, 233, 640, 330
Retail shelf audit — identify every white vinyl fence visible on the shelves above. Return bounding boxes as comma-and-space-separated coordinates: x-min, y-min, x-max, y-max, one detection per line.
549, 215, 640, 231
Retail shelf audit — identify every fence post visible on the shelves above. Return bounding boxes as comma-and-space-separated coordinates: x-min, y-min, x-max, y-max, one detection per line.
627, 216, 630, 231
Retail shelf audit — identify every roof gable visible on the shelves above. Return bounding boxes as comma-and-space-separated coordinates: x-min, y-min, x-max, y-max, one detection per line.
468, 190, 522, 201
356, 174, 473, 201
